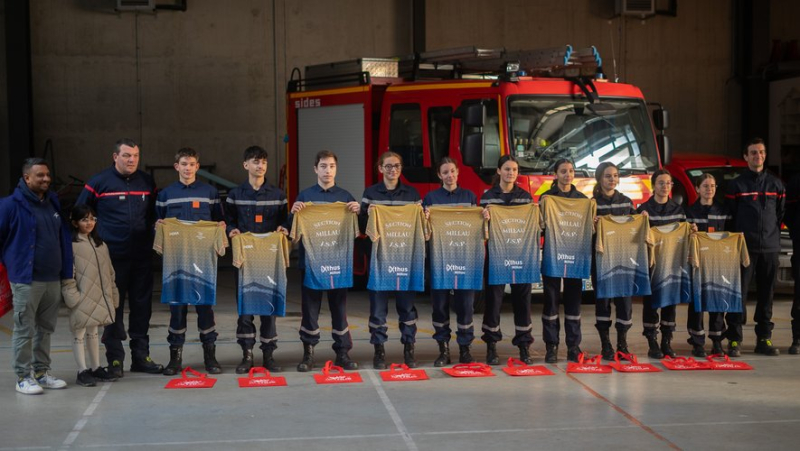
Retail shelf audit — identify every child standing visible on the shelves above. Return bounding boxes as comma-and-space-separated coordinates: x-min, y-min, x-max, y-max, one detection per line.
62, 204, 120, 387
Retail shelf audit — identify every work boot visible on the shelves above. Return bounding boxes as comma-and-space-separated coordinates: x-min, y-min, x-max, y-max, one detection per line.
263, 348, 283, 372
334, 349, 358, 370
789, 339, 800, 355
647, 336, 664, 359
545, 343, 558, 363
130, 355, 163, 374
459, 344, 474, 363
109, 360, 124, 379
710, 339, 725, 356
296, 344, 315, 372
599, 329, 614, 361
616, 331, 630, 357
373, 344, 387, 370
754, 338, 780, 356
567, 346, 582, 363
203, 343, 222, 374
163, 346, 183, 376
485, 342, 500, 366
727, 340, 741, 358
660, 336, 676, 358
235, 348, 254, 374
404, 343, 418, 368
434, 341, 451, 367
691, 344, 707, 358
518, 345, 534, 365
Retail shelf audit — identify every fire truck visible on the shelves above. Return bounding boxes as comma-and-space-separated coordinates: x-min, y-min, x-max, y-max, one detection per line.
284, 45, 671, 295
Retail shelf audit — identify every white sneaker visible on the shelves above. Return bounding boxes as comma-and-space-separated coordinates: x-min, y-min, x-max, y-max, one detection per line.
16, 376, 44, 395
35, 371, 67, 389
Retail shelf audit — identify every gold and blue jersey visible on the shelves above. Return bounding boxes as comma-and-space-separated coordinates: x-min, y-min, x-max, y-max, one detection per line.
595, 214, 653, 298
650, 222, 692, 308
153, 219, 228, 306
366, 204, 426, 292
689, 232, 750, 313
486, 204, 541, 285
540, 196, 596, 279
231, 232, 290, 316
426, 206, 486, 290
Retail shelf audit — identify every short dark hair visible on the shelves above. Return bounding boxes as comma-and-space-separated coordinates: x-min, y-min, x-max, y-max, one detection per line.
243, 146, 268, 161
22, 158, 49, 175
315, 150, 338, 166
114, 138, 138, 154
744, 137, 765, 156
174, 147, 199, 163
651, 168, 672, 186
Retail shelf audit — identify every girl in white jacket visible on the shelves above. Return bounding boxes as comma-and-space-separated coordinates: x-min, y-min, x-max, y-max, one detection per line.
62, 204, 120, 387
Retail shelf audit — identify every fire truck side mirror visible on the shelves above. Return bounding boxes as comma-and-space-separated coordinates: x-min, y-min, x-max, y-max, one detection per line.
461, 103, 486, 128
462, 132, 484, 167
658, 134, 671, 165
653, 108, 669, 131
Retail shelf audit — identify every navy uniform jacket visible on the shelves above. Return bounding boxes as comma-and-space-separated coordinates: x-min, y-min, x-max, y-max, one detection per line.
76, 166, 156, 259
224, 180, 287, 235
540, 183, 588, 201
155, 180, 223, 221
637, 196, 686, 227
359, 181, 420, 234
725, 169, 785, 253
685, 201, 731, 232
593, 190, 635, 216
423, 186, 477, 207
478, 184, 532, 206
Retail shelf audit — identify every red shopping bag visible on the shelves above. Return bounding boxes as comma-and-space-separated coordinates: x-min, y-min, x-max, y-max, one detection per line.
705, 354, 753, 371
313, 360, 363, 384
660, 355, 713, 371
238, 366, 287, 387
0, 264, 12, 318
380, 363, 429, 382
501, 358, 555, 377
566, 353, 612, 374
608, 352, 662, 373
442, 363, 495, 378
164, 367, 217, 389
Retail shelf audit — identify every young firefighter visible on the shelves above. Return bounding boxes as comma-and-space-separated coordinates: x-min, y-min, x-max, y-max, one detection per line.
225, 146, 288, 373
156, 147, 225, 375
287, 150, 360, 372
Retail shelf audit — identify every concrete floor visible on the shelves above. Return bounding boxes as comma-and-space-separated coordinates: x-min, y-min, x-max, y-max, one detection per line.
2, 267, 800, 451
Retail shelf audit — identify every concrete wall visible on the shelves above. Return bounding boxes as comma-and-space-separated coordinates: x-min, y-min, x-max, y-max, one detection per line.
29, 0, 747, 188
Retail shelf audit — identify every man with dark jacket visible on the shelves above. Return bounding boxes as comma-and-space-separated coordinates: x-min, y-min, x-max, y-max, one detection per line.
725, 137, 785, 357
76, 139, 163, 376
0, 158, 73, 394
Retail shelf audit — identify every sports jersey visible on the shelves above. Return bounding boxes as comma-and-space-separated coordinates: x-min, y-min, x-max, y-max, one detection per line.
540, 195, 596, 279
365, 204, 426, 291
595, 214, 653, 298
290, 202, 359, 290
690, 232, 750, 313
426, 206, 486, 290
232, 232, 290, 316
153, 218, 228, 306
485, 204, 541, 285
649, 222, 692, 309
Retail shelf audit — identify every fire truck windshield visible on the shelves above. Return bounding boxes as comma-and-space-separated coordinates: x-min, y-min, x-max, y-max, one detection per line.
507, 96, 659, 175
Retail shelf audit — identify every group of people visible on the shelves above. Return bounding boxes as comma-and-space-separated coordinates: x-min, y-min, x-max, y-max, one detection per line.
2, 137, 798, 395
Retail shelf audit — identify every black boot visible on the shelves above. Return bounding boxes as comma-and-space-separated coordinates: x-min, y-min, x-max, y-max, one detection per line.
647, 336, 664, 359
518, 345, 534, 365
567, 346, 582, 363
789, 339, 800, 355
263, 348, 283, 372
485, 342, 500, 365
616, 330, 630, 356
434, 341, 451, 367
203, 343, 222, 374
162, 346, 183, 376
459, 344, 474, 363
545, 343, 558, 363
660, 335, 676, 359
334, 349, 358, 370
404, 343, 417, 368
710, 339, 725, 356
599, 329, 614, 361
235, 348, 254, 374
296, 344, 314, 372
688, 338, 706, 358
754, 338, 780, 356
373, 344, 387, 370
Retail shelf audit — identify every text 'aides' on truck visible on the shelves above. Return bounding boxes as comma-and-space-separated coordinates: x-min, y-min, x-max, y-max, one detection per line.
285, 45, 670, 280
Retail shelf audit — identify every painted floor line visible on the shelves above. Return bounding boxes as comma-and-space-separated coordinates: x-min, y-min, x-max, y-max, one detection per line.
366, 370, 419, 451
58, 382, 112, 450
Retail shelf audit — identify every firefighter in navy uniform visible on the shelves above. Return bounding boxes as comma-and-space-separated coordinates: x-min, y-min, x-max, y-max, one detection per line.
285, 150, 360, 372
76, 138, 163, 377
225, 146, 288, 373
636, 168, 687, 359
685, 173, 733, 357
725, 138, 785, 357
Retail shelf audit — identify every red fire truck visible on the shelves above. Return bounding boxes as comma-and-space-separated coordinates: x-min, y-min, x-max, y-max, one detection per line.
285, 46, 670, 291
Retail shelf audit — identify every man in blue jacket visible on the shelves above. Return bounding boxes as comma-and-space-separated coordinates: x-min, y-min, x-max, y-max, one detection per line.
76, 139, 163, 376
0, 158, 73, 394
